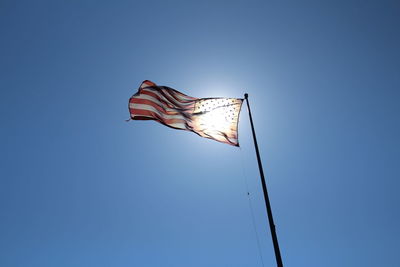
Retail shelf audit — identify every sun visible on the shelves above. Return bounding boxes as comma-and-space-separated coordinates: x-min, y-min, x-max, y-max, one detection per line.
200, 107, 231, 131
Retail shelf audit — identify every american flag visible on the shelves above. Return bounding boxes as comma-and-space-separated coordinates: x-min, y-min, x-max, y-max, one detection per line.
128, 80, 243, 146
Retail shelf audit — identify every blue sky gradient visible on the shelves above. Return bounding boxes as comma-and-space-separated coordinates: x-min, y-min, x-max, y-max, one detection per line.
1, 1, 399, 266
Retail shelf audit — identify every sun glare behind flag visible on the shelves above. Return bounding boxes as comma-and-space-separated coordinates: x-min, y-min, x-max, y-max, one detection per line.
128, 80, 243, 146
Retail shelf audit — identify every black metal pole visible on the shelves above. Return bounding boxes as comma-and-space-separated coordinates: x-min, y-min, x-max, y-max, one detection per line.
244, 93, 283, 267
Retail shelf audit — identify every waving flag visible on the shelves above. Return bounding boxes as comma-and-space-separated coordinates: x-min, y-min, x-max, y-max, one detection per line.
128, 80, 243, 146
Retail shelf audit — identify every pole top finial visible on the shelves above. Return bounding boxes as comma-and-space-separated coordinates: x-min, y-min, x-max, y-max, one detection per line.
244, 93, 248, 99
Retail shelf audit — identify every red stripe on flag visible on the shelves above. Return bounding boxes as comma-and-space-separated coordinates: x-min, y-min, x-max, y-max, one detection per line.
141, 88, 194, 108
162, 88, 197, 103
138, 90, 175, 108
130, 98, 182, 115
140, 80, 157, 89
130, 109, 187, 125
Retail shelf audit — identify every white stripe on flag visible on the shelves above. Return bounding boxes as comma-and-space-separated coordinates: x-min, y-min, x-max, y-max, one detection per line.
141, 89, 195, 107
161, 88, 196, 102
133, 95, 180, 113
130, 103, 187, 120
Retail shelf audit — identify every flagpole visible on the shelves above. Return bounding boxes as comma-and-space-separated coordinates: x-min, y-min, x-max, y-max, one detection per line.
244, 93, 283, 267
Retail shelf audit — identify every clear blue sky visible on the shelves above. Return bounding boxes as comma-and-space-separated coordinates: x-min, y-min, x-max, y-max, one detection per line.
1, 1, 399, 266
